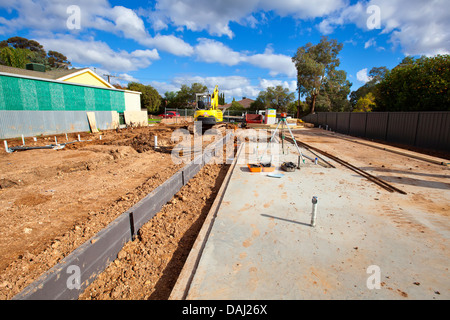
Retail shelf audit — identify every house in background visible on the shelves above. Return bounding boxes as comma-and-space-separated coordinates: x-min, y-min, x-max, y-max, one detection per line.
220, 97, 255, 112
0, 64, 146, 139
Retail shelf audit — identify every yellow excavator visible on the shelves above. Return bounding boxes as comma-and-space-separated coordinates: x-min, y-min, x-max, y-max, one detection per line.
193, 85, 223, 130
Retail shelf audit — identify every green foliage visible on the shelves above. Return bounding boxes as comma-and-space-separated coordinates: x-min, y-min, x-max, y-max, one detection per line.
374, 55, 450, 111
249, 99, 265, 111
176, 83, 208, 108
218, 92, 225, 105
292, 36, 343, 114
0, 36, 71, 70
161, 83, 209, 109
228, 101, 245, 111
350, 66, 389, 107
47, 50, 71, 69
127, 82, 162, 113
353, 92, 376, 112
0, 47, 30, 68
253, 85, 295, 112
314, 69, 352, 112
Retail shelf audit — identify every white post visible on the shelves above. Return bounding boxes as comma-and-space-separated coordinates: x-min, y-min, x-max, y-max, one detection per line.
22, 134, 25, 145
154, 135, 158, 149
65, 133, 68, 141
78, 134, 81, 142
311, 196, 318, 227
55, 136, 58, 145
4, 140, 9, 152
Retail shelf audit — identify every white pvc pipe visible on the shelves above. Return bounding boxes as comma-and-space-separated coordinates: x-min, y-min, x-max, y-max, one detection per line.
154, 135, 158, 149
311, 196, 318, 227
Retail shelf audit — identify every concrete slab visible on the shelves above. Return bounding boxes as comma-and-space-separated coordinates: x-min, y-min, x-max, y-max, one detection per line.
183, 142, 449, 300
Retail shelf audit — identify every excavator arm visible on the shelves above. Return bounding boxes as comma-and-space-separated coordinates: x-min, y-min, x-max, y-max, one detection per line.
210, 85, 219, 110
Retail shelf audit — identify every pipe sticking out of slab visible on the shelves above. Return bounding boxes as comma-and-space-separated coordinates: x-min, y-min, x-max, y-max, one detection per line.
311, 196, 318, 227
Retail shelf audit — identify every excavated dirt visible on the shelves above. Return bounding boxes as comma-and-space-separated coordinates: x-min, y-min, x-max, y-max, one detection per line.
79, 163, 229, 300
0, 122, 222, 300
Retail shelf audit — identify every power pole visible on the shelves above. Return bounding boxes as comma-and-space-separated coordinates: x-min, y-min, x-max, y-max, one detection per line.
103, 74, 116, 84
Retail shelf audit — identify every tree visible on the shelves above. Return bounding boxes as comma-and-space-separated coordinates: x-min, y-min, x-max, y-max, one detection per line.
4, 36, 46, 57
175, 83, 208, 108
314, 69, 352, 112
292, 36, 343, 114
127, 82, 162, 113
0, 36, 71, 70
374, 55, 450, 111
350, 66, 389, 108
353, 92, 376, 112
218, 92, 225, 105
0, 47, 30, 68
227, 100, 245, 111
47, 50, 71, 69
253, 86, 295, 111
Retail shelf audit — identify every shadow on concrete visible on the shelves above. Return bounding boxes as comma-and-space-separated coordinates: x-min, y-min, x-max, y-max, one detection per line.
359, 167, 449, 180
261, 213, 312, 227
376, 175, 450, 191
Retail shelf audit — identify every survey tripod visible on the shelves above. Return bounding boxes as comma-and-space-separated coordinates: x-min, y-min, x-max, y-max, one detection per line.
259, 113, 305, 167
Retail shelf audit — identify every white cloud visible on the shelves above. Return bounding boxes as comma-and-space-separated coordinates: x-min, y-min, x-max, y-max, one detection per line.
149, 0, 345, 38
193, 40, 296, 77
259, 79, 297, 92
356, 68, 371, 83
140, 34, 194, 56
148, 75, 260, 100
0, 0, 194, 57
319, 0, 450, 56
194, 38, 242, 65
364, 38, 376, 49
38, 35, 160, 71
243, 47, 297, 77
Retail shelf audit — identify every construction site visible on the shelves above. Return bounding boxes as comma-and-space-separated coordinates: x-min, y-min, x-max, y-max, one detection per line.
0, 113, 449, 301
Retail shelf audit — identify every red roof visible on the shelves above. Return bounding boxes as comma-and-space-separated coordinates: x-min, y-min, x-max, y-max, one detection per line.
220, 98, 255, 110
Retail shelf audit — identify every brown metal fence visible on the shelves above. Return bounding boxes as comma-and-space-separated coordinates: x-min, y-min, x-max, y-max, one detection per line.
302, 112, 450, 153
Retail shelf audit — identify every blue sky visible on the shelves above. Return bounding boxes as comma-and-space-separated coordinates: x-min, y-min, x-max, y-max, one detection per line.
0, 0, 449, 102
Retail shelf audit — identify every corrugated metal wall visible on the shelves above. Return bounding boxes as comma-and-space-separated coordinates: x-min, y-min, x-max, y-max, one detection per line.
302, 112, 450, 153
0, 110, 118, 139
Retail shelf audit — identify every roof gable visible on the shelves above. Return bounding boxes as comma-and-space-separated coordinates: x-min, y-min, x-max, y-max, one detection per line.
0, 65, 113, 88
57, 68, 114, 88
